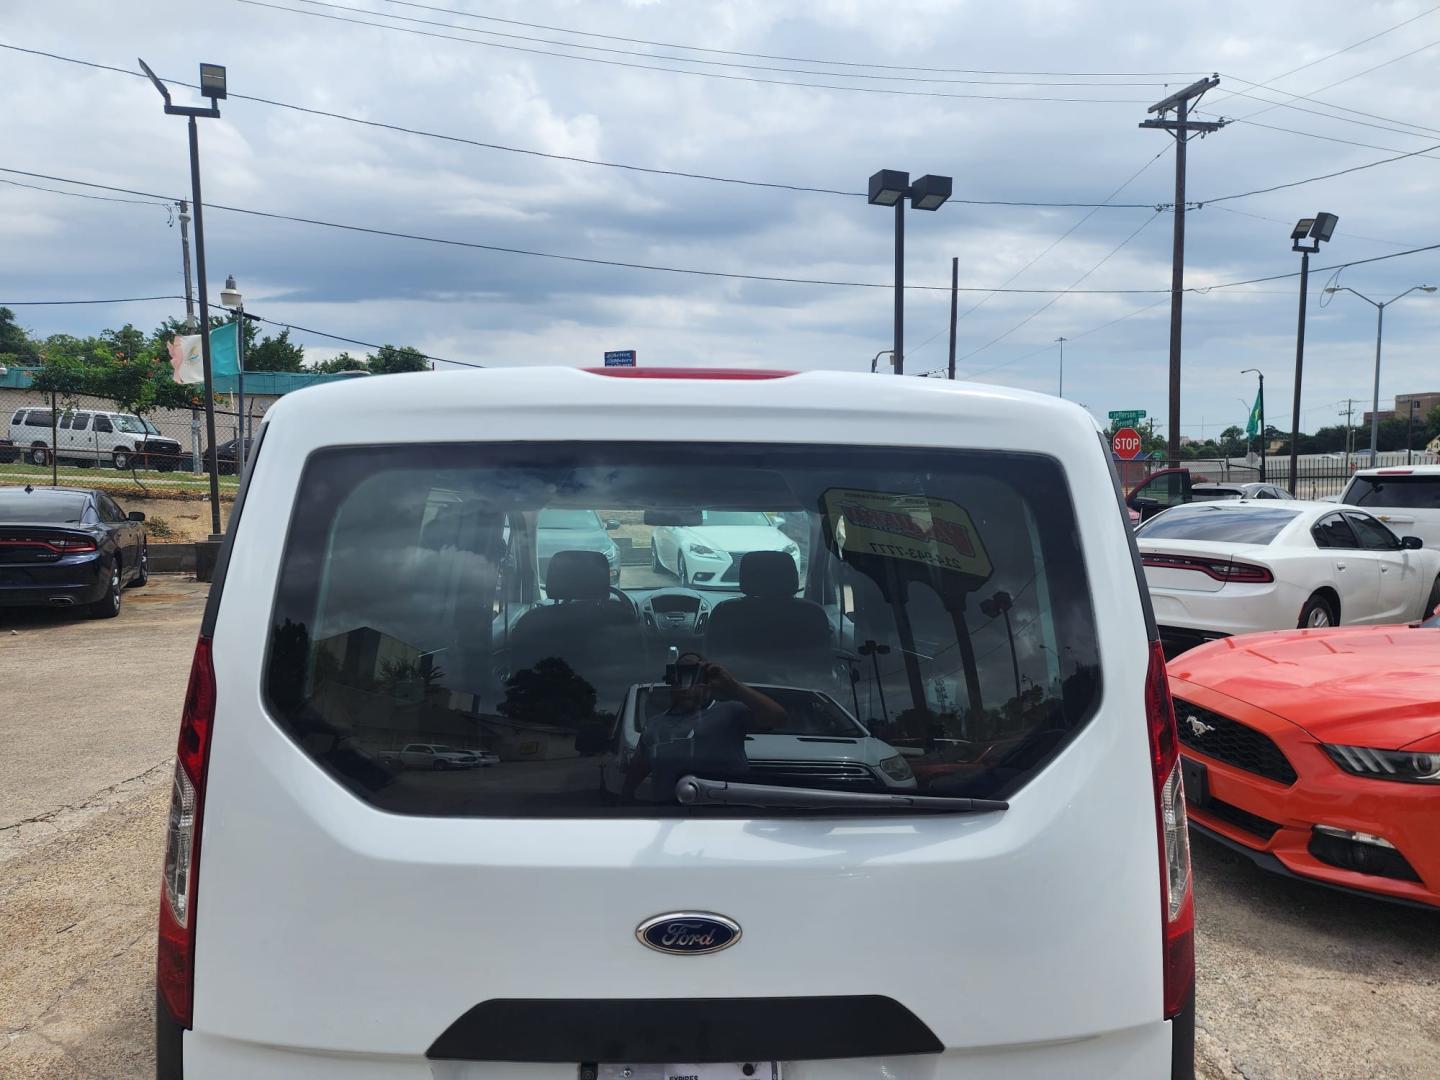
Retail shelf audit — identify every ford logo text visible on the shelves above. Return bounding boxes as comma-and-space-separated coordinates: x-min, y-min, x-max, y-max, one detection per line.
636, 912, 742, 955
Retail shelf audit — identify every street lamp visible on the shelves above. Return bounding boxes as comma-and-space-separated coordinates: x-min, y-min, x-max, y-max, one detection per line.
869, 169, 953, 375
870, 349, 894, 373
1322, 284, 1436, 460
1287, 212, 1339, 495
1055, 336, 1068, 398
1408, 399, 1423, 464
218, 274, 251, 473
1241, 368, 1265, 481
140, 56, 227, 537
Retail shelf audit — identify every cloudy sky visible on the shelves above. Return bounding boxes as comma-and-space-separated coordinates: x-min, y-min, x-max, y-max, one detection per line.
2, 0, 1438, 439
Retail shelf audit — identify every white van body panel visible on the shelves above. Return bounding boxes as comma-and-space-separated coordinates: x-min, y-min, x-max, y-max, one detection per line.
187, 369, 1172, 1076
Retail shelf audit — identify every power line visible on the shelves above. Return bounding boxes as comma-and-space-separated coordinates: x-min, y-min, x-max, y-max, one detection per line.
1198, 141, 1440, 204
953, 210, 1165, 368
907, 147, 1172, 361
371, 0, 1208, 78
244, 313, 466, 367
0, 294, 187, 306
1204, 5, 1440, 110
1199, 112, 1440, 162
0, 175, 171, 209
1206, 205, 1410, 249
1215, 82, 1440, 143
0, 43, 1163, 209
4, 165, 1436, 297
233, 0, 1153, 104
291, 0, 1174, 87
0, 166, 1176, 294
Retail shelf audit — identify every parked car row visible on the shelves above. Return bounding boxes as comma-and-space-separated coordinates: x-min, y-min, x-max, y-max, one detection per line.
380, 743, 500, 769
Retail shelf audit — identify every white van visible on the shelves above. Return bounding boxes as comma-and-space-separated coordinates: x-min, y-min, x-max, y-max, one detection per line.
8, 407, 184, 470
157, 367, 1194, 1079
1337, 464, 1440, 549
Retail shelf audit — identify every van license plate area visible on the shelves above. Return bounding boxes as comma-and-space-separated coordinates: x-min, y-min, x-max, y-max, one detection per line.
584, 1065, 781, 1080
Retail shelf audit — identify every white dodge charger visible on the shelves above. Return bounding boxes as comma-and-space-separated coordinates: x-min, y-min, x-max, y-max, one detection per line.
1135, 500, 1440, 656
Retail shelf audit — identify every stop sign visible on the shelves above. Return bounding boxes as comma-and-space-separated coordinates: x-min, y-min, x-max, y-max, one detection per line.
1112, 426, 1143, 460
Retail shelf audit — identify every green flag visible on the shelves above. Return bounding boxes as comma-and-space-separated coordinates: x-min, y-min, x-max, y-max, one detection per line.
208, 321, 239, 377
1245, 389, 1262, 439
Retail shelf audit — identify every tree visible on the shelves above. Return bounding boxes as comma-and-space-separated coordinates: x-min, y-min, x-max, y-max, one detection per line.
497, 657, 597, 729
99, 324, 148, 362
0, 307, 41, 365
313, 351, 368, 374
367, 344, 429, 374
245, 327, 305, 372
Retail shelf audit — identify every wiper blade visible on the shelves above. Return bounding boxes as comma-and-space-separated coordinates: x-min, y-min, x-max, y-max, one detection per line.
674, 775, 1008, 814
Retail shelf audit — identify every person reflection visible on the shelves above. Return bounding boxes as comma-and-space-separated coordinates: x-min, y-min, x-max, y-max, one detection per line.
621, 653, 784, 803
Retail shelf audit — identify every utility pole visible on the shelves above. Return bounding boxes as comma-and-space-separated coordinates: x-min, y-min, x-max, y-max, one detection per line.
177, 200, 196, 329
1140, 75, 1223, 466
178, 199, 201, 474
947, 257, 959, 380
1340, 399, 1354, 473
1054, 336, 1067, 397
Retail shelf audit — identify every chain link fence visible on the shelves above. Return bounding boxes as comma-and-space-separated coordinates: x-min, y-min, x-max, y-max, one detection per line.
1, 392, 260, 542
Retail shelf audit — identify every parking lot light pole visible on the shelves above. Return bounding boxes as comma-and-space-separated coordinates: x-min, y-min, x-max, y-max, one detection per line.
1408, 400, 1422, 464
1287, 213, 1338, 495
869, 170, 952, 375
140, 58, 227, 537
1322, 285, 1436, 459
870, 349, 894, 373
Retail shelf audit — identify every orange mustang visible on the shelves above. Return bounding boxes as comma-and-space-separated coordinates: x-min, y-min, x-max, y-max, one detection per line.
1168, 610, 1440, 909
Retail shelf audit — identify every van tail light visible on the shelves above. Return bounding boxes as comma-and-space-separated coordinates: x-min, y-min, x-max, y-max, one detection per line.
1141, 553, 1273, 584
157, 637, 216, 1029
1145, 638, 1194, 1019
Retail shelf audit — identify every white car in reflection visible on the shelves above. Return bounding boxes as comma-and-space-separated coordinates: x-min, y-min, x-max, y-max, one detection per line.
1136, 500, 1440, 656
650, 510, 801, 588
597, 684, 916, 800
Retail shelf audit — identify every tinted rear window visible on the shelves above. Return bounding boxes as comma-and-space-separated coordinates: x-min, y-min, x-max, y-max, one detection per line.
1344, 475, 1440, 510
0, 491, 88, 522
264, 442, 1102, 817
1136, 504, 1298, 544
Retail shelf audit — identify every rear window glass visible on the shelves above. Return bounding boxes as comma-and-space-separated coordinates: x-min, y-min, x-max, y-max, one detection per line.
1344, 475, 1440, 510
538, 508, 602, 529
0, 491, 88, 522
264, 442, 1102, 817
1136, 504, 1297, 544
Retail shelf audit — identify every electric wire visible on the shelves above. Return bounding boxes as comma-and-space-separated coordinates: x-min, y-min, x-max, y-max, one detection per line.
0, 44, 1164, 208
286, 0, 1173, 87
1197, 141, 1440, 204
370, 0, 1208, 78
232, 0, 1153, 104
3, 166, 1436, 297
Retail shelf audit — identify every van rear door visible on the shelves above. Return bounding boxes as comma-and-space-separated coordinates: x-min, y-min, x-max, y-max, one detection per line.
182, 393, 1181, 1079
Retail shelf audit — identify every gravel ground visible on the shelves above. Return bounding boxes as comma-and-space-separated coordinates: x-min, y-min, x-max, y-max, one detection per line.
1, 583, 1436, 1078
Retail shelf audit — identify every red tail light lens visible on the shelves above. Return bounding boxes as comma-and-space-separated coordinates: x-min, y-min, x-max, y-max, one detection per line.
51, 536, 99, 552
1141, 553, 1273, 584
1145, 639, 1194, 1019
157, 637, 216, 1029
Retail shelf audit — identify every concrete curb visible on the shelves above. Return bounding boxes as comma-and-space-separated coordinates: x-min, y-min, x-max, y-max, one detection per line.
148, 542, 197, 574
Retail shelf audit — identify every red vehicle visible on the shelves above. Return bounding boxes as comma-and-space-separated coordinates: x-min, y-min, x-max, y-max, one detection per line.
1168, 612, 1440, 908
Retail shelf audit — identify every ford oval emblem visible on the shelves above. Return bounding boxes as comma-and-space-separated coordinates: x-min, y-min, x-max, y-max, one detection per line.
636, 912, 741, 955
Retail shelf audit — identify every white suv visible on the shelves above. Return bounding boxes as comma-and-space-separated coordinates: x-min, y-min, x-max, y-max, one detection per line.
9, 407, 184, 471
1338, 464, 1440, 550
157, 367, 1194, 1079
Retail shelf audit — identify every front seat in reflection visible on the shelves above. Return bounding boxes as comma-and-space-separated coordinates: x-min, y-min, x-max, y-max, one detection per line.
507, 550, 642, 707
704, 550, 831, 683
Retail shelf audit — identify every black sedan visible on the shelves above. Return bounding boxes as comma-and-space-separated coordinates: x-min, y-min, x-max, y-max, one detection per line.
203, 437, 254, 475
0, 486, 148, 618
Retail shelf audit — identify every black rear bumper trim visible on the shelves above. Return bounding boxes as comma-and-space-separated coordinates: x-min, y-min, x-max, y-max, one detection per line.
427, 995, 943, 1063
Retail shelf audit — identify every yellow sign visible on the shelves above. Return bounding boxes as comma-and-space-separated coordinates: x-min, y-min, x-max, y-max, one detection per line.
823, 488, 993, 580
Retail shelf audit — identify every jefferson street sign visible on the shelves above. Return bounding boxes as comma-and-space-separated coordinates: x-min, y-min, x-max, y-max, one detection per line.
1108, 409, 1146, 422
604, 350, 637, 367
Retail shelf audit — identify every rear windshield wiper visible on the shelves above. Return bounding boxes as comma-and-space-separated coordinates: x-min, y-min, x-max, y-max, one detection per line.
674, 775, 1009, 814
